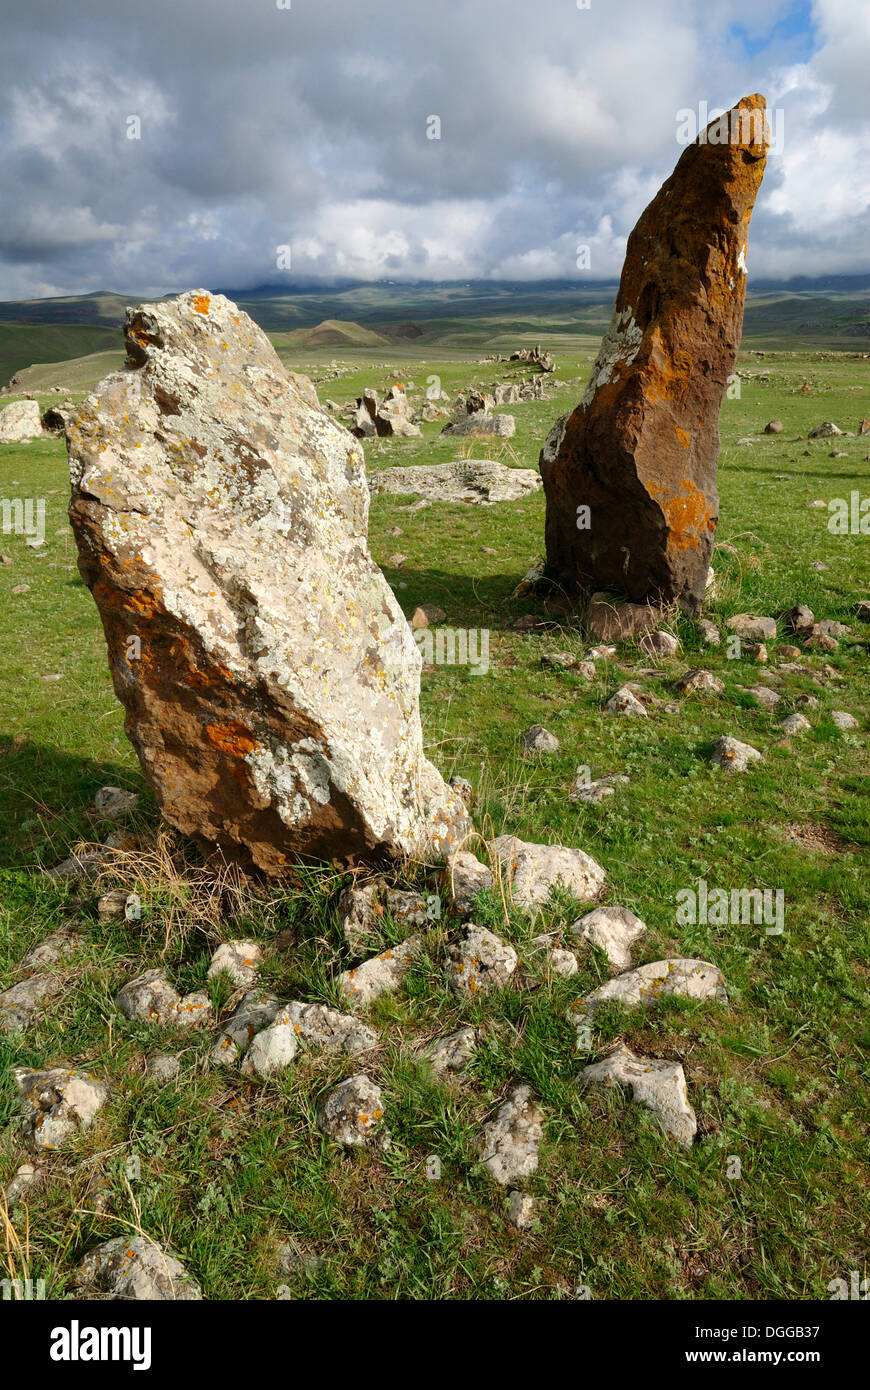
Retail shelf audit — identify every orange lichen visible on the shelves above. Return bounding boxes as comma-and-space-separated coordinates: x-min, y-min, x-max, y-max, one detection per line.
192, 294, 211, 315
204, 720, 260, 757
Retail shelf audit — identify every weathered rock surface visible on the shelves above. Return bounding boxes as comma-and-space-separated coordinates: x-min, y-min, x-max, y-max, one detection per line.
116, 968, 213, 1030
338, 934, 423, 1008
581, 1044, 697, 1146
520, 723, 560, 754
540, 95, 768, 613
585, 594, 664, 642
17, 926, 83, 972
571, 905, 646, 973
443, 849, 494, 915
15, 1067, 108, 1152
422, 1026, 477, 1076
0, 399, 44, 441
606, 685, 648, 717
92, 785, 138, 820
283, 1000, 378, 1057
493, 835, 606, 909
571, 958, 727, 1023
831, 710, 858, 731
640, 630, 680, 657
74, 1236, 202, 1300
210, 991, 283, 1066
728, 614, 777, 642
711, 735, 762, 771
441, 413, 516, 438
0, 973, 64, 1032
780, 712, 811, 737
569, 771, 629, 804
240, 1018, 298, 1078
369, 459, 539, 505
207, 939, 262, 987
675, 668, 724, 696
316, 1073, 389, 1149
338, 881, 430, 956
479, 1086, 543, 1186
445, 923, 518, 996
67, 290, 468, 872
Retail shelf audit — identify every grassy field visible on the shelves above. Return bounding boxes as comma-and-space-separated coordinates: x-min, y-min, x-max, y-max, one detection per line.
1, 335, 869, 1301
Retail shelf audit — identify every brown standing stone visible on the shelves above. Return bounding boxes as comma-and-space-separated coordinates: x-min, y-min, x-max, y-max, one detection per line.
540, 94, 768, 614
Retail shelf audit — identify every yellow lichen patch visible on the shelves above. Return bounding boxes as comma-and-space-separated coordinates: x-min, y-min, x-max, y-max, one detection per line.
192, 294, 211, 316
647, 476, 715, 552
675, 426, 691, 450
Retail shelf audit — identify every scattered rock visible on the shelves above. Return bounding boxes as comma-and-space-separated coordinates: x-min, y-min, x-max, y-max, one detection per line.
411, 604, 447, 629
338, 882, 429, 955
443, 849, 494, 915
569, 772, 629, 805
440, 413, 516, 439
116, 969, 213, 1030
831, 710, 858, 731
697, 618, 721, 646
92, 786, 138, 821
783, 605, 814, 638
493, 835, 606, 910
606, 685, 648, 717
74, 1236, 202, 1301
727, 614, 777, 642
580, 1044, 696, 1147
210, 991, 283, 1067
448, 774, 474, 807
674, 668, 724, 696
479, 1085, 543, 1186
145, 1054, 181, 1084
17, 926, 82, 972
520, 724, 560, 754
507, 1190, 537, 1229
764, 421, 783, 434
4, 1161, 46, 1209
240, 1018, 298, 1078
445, 923, 518, 996
808, 421, 842, 438
316, 1073, 389, 1149
207, 940, 262, 988
853, 600, 870, 623
422, 1026, 477, 1077
640, 631, 680, 657
282, 1001, 378, 1057
571, 958, 727, 1023
780, 712, 811, 736
776, 644, 802, 660
585, 595, 664, 643
338, 935, 423, 1008
739, 684, 780, 711
571, 905, 646, 973
711, 735, 763, 771
0, 400, 45, 441
15, 1066, 108, 1152
0, 974, 64, 1032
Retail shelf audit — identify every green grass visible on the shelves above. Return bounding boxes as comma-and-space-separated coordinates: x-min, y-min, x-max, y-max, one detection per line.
1, 342, 869, 1301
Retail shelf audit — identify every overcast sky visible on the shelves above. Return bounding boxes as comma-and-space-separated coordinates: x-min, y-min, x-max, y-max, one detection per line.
1, 0, 868, 299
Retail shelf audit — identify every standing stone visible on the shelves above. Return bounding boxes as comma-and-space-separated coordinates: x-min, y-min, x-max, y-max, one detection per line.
540, 95, 768, 614
67, 292, 468, 871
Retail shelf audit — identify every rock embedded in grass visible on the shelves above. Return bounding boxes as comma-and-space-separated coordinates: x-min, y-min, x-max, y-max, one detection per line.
640, 630, 680, 657
338, 882, 430, 956
580, 1045, 697, 1147
17, 926, 83, 972
478, 1085, 544, 1186
606, 685, 648, 717
830, 710, 858, 731
210, 991, 283, 1067
711, 735, 763, 771
569, 772, 630, 804
783, 605, 814, 638
443, 849, 493, 916
727, 614, 777, 642
507, 1191, 537, 1229
492, 835, 606, 909
445, 923, 518, 996
571, 905, 646, 973
116, 968, 213, 1030
780, 712, 811, 736
0, 974, 64, 1032
338, 934, 424, 1009
15, 1066, 108, 1152
738, 685, 780, 711
584, 595, 664, 643
422, 1026, 477, 1077
570, 958, 727, 1025
240, 1018, 299, 1078
207, 939, 262, 988
316, 1073, 389, 1149
74, 1236, 202, 1301
675, 668, 724, 696
697, 618, 721, 646
282, 1001, 378, 1057
520, 723, 560, 754
92, 786, 138, 821
145, 1054, 181, 1084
